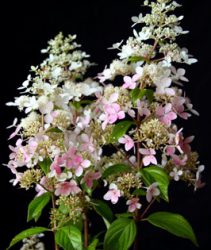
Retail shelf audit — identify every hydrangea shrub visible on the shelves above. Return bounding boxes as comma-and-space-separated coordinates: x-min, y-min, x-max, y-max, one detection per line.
5, 0, 205, 249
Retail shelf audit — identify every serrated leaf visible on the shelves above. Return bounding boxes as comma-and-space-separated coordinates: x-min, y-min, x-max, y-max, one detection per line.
103, 218, 137, 250
27, 192, 51, 222
55, 225, 82, 250
7, 227, 49, 249
140, 166, 169, 202
102, 164, 131, 179
146, 212, 198, 246
109, 120, 134, 143
39, 158, 52, 175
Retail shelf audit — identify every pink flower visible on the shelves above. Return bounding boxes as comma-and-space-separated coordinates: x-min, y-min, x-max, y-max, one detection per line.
170, 167, 183, 181
8, 139, 34, 167
179, 135, 194, 154
194, 165, 205, 190
50, 155, 64, 176
118, 135, 134, 151
100, 103, 125, 130
55, 180, 81, 196
8, 125, 21, 140
83, 171, 101, 188
36, 176, 53, 197
172, 96, 190, 119
137, 100, 150, 117
80, 133, 95, 152
63, 147, 91, 177
146, 182, 160, 202
103, 183, 121, 204
171, 154, 187, 166
126, 198, 142, 212
122, 74, 140, 89
156, 103, 177, 126
139, 148, 157, 166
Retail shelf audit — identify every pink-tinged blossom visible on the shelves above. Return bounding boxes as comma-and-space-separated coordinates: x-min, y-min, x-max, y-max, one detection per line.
126, 198, 142, 212
122, 74, 141, 89
49, 155, 64, 177
172, 96, 191, 119
139, 148, 157, 166
36, 176, 53, 197
154, 77, 175, 96
63, 147, 91, 177
83, 171, 101, 188
100, 103, 125, 130
166, 128, 184, 155
146, 182, 160, 202
99, 92, 125, 130
156, 103, 177, 126
170, 167, 183, 181
179, 135, 194, 154
118, 135, 134, 151
194, 165, 206, 190
103, 183, 121, 204
55, 180, 81, 196
8, 125, 21, 140
80, 133, 95, 152
171, 154, 187, 166
137, 100, 150, 117
8, 139, 37, 167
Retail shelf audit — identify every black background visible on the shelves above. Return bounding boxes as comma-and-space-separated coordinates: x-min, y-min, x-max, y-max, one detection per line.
0, 0, 211, 249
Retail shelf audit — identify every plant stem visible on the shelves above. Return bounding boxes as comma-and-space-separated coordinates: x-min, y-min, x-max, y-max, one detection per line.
84, 214, 89, 248
140, 197, 156, 220
51, 195, 59, 250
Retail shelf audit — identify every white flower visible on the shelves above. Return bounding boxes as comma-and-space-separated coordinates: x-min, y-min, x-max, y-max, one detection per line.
118, 44, 134, 59
180, 48, 198, 64
24, 96, 39, 113
51, 67, 62, 79
108, 40, 124, 50
69, 61, 82, 71
171, 66, 189, 83
133, 28, 151, 42
170, 167, 183, 181
18, 75, 31, 90
131, 13, 143, 27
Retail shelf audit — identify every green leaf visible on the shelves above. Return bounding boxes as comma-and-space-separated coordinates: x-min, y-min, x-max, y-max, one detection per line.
93, 199, 114, 227
115, 213, 133, 219
102, 164, 131, 179
109, 120, 134, 143
132, 188, 146, 196
55, 225, 83, 250
27, 192, 51, 222
130, 88, 154, 104
104, 218, 137, 250
46, 127, 63, 133
87, 239, 99, 250
39, 158, 52, 174
146, 212, 198, 246
140, 165, 169, 202
128, 56, 146, 63
7, 227, 49, 249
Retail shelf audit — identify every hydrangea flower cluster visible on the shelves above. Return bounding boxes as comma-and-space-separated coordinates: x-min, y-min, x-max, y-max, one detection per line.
5, 1, 205, 250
